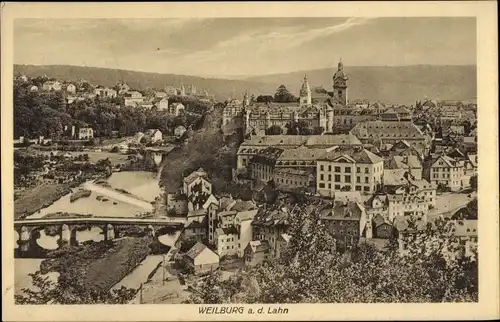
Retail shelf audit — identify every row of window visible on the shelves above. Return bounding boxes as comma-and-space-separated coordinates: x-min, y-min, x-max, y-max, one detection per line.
275, 177, 307, 186
319, 174, 374, 184
318, 183, 372, 192
319, 165, 383, 174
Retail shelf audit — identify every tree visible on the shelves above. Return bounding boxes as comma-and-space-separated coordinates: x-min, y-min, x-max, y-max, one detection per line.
265, 125, 283, 135
274, 85, 296, 103
255, 95, 274, 103
312, 126, 325, 135
285, 120, 311, 135
191, 202, 478, 303
179, 236, 199, 253
469, 174, 477, 191
15, 271, 136, 304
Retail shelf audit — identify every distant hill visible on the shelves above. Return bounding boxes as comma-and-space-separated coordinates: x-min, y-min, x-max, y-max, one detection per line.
244, 65, 477, 105
14, 64, 476, 105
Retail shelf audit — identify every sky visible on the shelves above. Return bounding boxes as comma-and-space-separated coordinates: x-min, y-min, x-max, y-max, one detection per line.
14, 17, 476, 78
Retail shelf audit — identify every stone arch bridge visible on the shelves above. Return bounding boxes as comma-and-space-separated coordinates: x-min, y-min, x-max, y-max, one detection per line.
14, 217, 184, 252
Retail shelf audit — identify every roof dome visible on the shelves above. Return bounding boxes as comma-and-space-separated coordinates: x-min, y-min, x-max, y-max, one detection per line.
300, 75, 311, 96
333, 59, 348, 80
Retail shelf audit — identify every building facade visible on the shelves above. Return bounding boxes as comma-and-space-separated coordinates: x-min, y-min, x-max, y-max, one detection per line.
316, 147, 384, 196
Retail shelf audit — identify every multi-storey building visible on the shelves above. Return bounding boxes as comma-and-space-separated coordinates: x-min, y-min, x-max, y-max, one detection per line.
350, 120, 432, 156
320, 201, 367, 250
429, 155, 466, 191
236, 134, 362, 170
78, 127, 94, 140
316, 146, 384, 196
251, 207, 290, 258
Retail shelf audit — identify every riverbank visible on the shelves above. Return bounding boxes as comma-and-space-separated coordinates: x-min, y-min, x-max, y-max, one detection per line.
15, 183, 73, 220
41, 237, 152, 294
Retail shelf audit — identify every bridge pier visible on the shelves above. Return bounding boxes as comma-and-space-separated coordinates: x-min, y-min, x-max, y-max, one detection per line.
18, 226, 31, 253
60, 224, 72, 247
104, 224, 115, 241
146, 225, 156, 237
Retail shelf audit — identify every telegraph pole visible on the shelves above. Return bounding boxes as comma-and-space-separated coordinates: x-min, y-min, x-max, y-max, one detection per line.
163, 254, 166, 285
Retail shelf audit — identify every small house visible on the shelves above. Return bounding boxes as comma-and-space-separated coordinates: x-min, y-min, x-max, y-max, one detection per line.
144, 129, 163, 143
183, 242, 219, 275
66, 83, 77, 94
244, 240, 270, 266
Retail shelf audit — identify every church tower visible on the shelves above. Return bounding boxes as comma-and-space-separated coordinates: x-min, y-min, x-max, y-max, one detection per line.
243, 91, 250, 108
299, 75, 312, 107
333, 59, 348, 106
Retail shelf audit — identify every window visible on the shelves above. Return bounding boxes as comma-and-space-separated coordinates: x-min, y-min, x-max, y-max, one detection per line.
365, 168, 369, 174
356, 176, 361, 183
345, 167, 351, 173
356, 167, 360, 173
365, 177, 369, 184
355, 186, 361, 191
345, 175, 351, 182
328, 174, 332, 181
335, 185, 341, 190
328, 183, 332, 189
320, 174, 324, 181
320, 165, 324, 171
334, 175, 341, 182
319, 183, 325, 188
328, 165, 332, 171
364, 186, 370, 192
335, 166, 341, 172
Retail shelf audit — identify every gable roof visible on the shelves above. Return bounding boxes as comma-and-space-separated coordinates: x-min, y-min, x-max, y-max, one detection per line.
320, 201, 363, 221
350, 121, 425, 140
318, 147, 384, 164
185, 242, 210, 259
247, 240, 270, 253
183, 168, 209, 185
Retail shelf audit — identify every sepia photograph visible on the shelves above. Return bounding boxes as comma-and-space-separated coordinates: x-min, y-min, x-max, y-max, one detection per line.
2, 2, 498, 321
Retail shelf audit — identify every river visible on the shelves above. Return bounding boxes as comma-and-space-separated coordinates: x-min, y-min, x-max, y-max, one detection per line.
16, 171, 170, 297
28, 171, 161, 219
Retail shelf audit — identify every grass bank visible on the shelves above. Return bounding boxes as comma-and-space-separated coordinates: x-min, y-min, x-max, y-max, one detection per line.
41, 237, 152, 293
14, 183, 72, 220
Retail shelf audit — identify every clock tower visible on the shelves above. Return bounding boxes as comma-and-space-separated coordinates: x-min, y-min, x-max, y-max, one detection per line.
332, 59, 348, 106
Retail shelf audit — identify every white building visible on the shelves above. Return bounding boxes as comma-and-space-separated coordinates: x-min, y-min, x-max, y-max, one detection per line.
157, 97, 169, 111
430, 155, 466, 191
144, 129, 163, 143
42, 81, 62, 91
66, 84, 77, 94
183, 242, 219, 275
316, 146, 384, 196
124, 91, 144, 107
78, 127, 94, 140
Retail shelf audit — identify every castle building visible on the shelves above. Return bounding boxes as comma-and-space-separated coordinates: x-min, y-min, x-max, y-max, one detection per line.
222, 60, 351, 136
